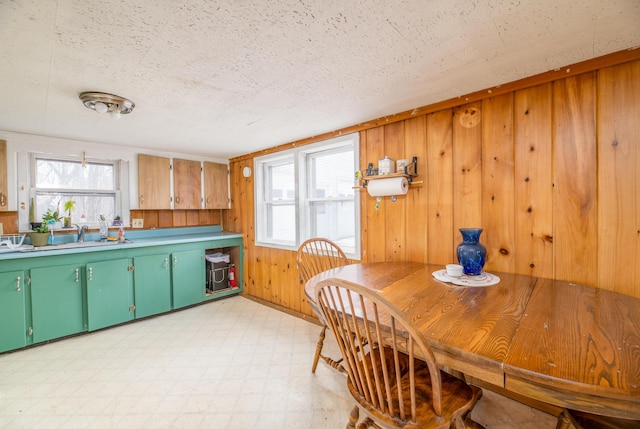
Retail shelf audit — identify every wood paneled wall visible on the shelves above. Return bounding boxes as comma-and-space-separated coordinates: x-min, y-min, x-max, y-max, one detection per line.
225, 51, 640, 317
129, 209, 221, 229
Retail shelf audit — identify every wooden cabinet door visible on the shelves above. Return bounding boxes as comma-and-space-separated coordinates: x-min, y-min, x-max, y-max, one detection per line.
133, 253, 172, 318
0, 270, 26, 352
86, 258, 134, 331
138, 154, 171, 209
203, 162, 229, 209
173, 158, 202, 209
171, 248, 205, 309
0, 140, 7, 211
31, 264, 85, 342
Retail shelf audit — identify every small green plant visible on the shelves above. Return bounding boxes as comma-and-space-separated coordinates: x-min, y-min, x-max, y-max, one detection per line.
32, 222, 49, 233
42, 208, 62, 224
99, 214, 106, 221
64, 200, 76, 217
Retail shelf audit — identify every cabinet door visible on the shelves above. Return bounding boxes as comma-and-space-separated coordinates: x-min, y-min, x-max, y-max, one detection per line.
31, 264, 85, 343
172, 249, 205, 309
0, 270, 26, 352
174, 158, 202, 209
138, 154, 171, 209
133, 254, 172, 318
203, 162, 229, 209
87, 258, 134, 331
0, 140, 7, 211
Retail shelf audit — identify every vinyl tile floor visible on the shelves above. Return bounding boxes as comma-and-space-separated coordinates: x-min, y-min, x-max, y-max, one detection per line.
0, 296, 562, 428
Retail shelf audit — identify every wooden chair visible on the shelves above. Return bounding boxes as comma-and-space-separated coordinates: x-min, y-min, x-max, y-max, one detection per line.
314, 278, 484, 429
296, 238, 351, 373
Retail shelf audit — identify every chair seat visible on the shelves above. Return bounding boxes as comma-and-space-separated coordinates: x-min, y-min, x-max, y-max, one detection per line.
348, 348, 482, 428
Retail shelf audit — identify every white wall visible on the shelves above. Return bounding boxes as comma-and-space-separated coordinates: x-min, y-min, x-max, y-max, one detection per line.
1, 130, 228, 228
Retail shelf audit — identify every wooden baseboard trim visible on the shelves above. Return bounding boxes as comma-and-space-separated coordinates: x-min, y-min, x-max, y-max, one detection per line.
240, 293, 322, 326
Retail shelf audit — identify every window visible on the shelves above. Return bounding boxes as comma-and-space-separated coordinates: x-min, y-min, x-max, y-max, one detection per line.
255, 133, 360, 258
28, 154, 123, 227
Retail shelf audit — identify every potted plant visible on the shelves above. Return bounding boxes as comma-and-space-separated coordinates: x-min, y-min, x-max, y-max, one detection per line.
112, 215, 122, 226
42, 208, 62, 230
63, 200, 76, 228
29, 222, 50, 247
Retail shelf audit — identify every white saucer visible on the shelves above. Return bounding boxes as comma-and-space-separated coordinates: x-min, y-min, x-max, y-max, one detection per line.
432, 269, 500, 287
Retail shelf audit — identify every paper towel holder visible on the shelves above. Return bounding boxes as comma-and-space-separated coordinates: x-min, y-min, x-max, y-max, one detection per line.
356, 156, 420, 199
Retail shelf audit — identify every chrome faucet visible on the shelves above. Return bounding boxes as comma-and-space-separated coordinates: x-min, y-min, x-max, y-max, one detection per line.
75, 224, 88, 243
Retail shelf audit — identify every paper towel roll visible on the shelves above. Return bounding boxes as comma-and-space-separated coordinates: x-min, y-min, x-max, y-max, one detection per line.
367, 176, 409, 197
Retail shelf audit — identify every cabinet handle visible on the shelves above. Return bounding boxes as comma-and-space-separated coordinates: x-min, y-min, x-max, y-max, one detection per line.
140, 195, 144, 205
0, 192, 5, 207
88, 267, 93, 281
175, 196, 180, 204
164, 258, 168, 269
16, 276, 21, 292
173, 256, 177, 268
75, 268, 79, 283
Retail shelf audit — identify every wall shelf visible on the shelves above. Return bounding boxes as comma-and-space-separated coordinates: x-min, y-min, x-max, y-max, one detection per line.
358, 156, 420, 188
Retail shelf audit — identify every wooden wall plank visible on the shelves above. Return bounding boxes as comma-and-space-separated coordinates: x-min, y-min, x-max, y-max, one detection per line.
553, 73, 598, 285
426, 110, 454, 265
383, 122, 406, 262
362, 127, 386, 262
226, 56, 640, 315
597, 61, 640, 296
514, 84, 554, 279
452, 102, 483, 245
482, 94, 515, 273
405, 116, 428, 263
358, 131, 369, 263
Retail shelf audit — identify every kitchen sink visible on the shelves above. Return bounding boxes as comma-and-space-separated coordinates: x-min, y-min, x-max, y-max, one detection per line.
21, 240, 132, 252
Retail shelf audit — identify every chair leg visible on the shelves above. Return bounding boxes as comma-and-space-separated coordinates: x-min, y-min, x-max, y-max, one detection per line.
312, 325, 327, 373
346, 405, 359, 429
556, 410, 572, 429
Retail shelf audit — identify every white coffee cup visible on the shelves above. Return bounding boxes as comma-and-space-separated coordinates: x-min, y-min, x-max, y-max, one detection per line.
446, 264, 464, 277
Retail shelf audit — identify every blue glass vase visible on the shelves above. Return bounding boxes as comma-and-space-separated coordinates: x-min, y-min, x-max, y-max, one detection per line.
456, 228, 486, 276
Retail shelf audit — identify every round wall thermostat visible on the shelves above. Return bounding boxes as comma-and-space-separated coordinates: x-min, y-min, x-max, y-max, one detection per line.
243, 166, 252, 178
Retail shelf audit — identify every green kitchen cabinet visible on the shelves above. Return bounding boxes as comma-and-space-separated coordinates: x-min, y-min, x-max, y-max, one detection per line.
0, 270, 27, 353
133, 253, 172, 318
86, 258, 134, 331
171, 248, 205, 309
30, 264, 85, 343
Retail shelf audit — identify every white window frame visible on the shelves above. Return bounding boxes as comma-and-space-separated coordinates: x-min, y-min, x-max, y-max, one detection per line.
254, 133, 361, 259
18, 152, 130, 231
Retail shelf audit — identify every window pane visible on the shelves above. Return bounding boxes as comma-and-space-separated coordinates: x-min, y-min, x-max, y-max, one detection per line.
267, 162, 295, 201
307, 148, 356, 253
310, 200, 355, 253
36, 159, 114, 190
35, 193, 116, 224
267, 203, 296, 242
309, 151, 354, 198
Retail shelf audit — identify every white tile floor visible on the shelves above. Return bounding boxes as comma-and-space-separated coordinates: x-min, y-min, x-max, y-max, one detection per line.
0, 296, 559, 428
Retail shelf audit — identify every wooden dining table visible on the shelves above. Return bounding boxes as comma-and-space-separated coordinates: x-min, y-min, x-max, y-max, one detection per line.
304, 262, 640, 420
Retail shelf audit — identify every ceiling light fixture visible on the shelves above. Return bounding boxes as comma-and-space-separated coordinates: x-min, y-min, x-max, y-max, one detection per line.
79, 91, 135, 120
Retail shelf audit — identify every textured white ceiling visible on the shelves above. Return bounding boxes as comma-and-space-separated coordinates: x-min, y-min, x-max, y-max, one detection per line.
0, 0, 639, 159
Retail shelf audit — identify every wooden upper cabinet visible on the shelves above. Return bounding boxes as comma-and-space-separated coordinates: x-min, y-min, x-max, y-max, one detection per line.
138, 154, 171, 209
204, 162, 229, 209
0, 140, 7, 211
173, 158, 202, 210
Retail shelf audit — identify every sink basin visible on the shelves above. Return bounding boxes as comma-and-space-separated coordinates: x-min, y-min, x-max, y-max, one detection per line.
21, 240, 132, 252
